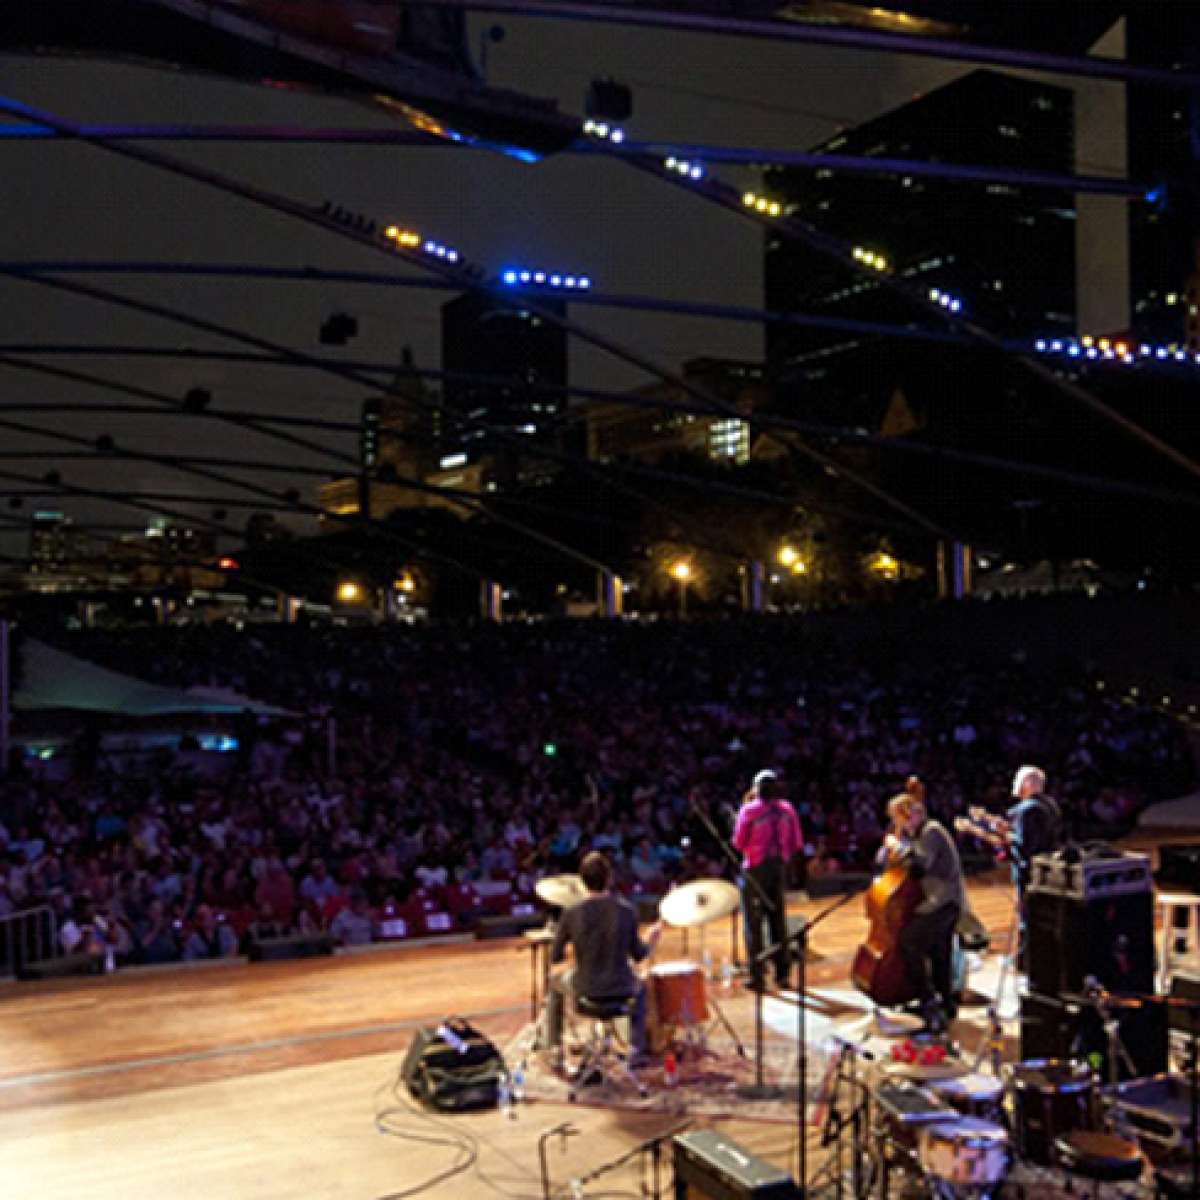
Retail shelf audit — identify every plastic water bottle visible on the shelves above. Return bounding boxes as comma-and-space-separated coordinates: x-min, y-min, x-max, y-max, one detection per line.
511, 1060, 526, 1104
720, 958, 733, 991
702, 949, 714, 981
497, 1070, 515, 1118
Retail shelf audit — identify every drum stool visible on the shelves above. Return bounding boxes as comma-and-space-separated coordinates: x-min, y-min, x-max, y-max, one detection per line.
569, 995, 647, 1101
1055, 1131, 1145, 1200
1158, 894, 1200, 991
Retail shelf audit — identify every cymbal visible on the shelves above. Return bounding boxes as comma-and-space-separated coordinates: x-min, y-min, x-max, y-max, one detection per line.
659, 878, 741, 927
535, 874, 588, 908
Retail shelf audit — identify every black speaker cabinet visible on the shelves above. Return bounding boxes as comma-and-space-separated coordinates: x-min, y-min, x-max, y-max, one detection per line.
672, 1131, 800, 1200
1026, 888, 1154, 995
1020, 990, 1168, 1081
1158, 845, 1200, 895
16, 952, 103, 981
246, 933, 335, 962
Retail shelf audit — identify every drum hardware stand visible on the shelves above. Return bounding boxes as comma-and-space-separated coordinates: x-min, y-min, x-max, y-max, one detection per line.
1067, 982, 1138, 1089
963, 882, 1022, 1080
818, 1043, 873, 1200
701, 992, 748, 1059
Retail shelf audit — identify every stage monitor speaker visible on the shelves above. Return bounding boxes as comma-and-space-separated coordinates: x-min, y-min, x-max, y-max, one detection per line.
16, 952, 102, 981
1158, 845, 1200, 894
1026, 888, 1154, 995
1020, 990, 1168, 1081
672, 1130, 800, 1200
246, 933, 335, 962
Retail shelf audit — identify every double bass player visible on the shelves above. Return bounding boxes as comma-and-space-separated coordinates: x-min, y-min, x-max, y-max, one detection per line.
876, 782, 966, 1035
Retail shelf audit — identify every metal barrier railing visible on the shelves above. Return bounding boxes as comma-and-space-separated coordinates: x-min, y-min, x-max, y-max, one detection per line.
0, 906, 58, 978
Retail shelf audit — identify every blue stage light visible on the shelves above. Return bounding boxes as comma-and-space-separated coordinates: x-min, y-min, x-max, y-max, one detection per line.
550, 274, 562, 287
503, 270, 518, 285
520, 271, 531, 283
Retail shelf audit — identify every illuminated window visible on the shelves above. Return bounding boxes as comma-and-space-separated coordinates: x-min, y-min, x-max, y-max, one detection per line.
709, 418, 749, 465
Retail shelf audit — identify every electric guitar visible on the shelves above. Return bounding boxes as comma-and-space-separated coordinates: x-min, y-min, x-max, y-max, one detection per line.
953, 806, 1014, 853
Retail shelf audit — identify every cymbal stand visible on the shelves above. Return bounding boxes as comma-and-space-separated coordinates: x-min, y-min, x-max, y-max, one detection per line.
970, 893, 1020, 1076
700, 991, 747, 1059
966, 880, 1023, 1078
1093, 987, 1138, 1088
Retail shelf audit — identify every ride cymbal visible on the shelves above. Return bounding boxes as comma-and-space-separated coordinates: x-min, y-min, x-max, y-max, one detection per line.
659, 878, 741, 927
535, 874, 588, 908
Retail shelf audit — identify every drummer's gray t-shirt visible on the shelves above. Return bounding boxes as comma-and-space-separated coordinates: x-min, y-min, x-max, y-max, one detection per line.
551, 893, 649, 999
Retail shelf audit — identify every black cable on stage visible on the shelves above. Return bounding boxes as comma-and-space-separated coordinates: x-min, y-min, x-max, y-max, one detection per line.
372, 1065, 481, 1200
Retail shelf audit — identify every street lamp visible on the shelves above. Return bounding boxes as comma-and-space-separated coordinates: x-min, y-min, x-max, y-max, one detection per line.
671, 560, 692, 616
778, 544, 798, 568
872, 552, 899, 581
336, 579, 363, 604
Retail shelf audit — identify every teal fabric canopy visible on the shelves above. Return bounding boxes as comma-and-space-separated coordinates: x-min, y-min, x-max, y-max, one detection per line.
13, 637, 293, 717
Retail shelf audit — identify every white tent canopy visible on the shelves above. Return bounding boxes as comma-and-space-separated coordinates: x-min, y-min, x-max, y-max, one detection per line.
13, 637, 294, 717
1137, 791, 1200, 830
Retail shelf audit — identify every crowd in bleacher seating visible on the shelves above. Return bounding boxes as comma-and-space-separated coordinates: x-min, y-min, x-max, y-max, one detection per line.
0, 605, 1194, 972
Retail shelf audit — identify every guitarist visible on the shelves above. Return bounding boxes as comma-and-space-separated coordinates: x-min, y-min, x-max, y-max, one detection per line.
1008, 764, 1064, 965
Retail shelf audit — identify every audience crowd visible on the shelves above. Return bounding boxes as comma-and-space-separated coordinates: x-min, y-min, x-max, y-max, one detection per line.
0, 606, 1193, 972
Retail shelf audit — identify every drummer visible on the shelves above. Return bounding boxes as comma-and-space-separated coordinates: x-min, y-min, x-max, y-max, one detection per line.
545, 851, 663, 1070
732, 769, 804, 992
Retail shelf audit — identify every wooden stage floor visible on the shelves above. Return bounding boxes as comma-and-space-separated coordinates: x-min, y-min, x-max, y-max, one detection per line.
0, 868, 1113, 1200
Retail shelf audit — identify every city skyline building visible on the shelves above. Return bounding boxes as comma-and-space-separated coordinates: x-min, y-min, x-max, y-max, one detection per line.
440, 291, 568, 476
764, 67, 1077, 412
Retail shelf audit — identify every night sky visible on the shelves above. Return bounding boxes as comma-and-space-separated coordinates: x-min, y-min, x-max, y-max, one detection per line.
0, 10, 1119, 562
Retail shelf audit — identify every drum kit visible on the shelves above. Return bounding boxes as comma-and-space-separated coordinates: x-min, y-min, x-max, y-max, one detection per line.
649, 878, 741, 1056
534, 874, 742, 1062
867, 1043, 1197, 1200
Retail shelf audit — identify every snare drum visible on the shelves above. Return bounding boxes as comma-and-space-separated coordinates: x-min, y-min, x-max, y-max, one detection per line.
934, 1073, 1005, 1122
1010, 1059, 1097, 1166
918, 1117, 1010, 1188
650, 961, 708, 1027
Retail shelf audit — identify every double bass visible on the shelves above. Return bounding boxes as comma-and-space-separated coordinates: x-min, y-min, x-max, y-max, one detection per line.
850, 777, 925, 1007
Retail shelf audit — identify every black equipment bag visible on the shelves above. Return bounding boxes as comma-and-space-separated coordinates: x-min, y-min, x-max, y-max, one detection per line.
402, 1018, 505, 1112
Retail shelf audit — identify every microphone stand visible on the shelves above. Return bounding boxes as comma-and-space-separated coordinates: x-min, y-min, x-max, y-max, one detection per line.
737, 885, 866, 1200
686, 791, 775, 972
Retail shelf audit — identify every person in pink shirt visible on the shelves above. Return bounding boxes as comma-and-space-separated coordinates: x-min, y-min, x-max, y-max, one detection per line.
732, 769, 804, 992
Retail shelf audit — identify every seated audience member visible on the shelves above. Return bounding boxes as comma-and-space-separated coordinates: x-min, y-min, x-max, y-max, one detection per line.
182, 905, 239, 961
244, 901, 293, 945
134, 898, 181, 964
329, 888, 374, 946
299, 859, 340, 908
